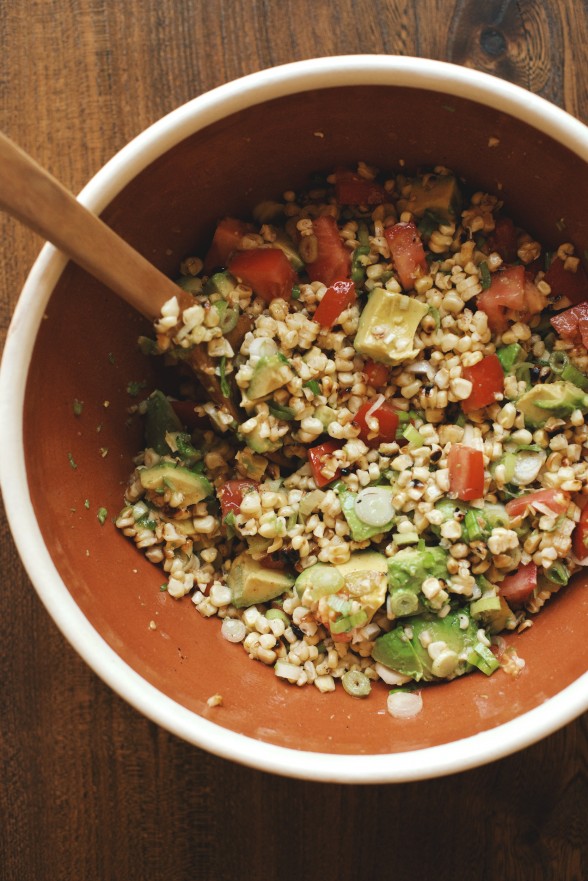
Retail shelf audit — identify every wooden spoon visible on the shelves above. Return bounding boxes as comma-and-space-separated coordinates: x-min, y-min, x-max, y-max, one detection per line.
0, 130, 242, 417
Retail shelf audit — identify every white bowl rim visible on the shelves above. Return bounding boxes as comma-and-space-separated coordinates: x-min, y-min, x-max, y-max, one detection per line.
2, 54, 588, 783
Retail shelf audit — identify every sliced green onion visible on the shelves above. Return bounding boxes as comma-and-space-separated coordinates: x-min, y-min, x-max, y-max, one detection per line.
402, 424, 425, 447
213, 300, 239, 334
464, 509, 486, 542
291, 285, 301, 300
497, 343, 524, 373
268, 401, 295, 421
467, 642, 499, 676
327, 595, 352, 616
389, 589, 419, 617
97, 507, 108, 525
428, 305, 441, 329
266, 608, 290, 626
513, 362, 532, 386
351, 245, 370, 285
479, 261, 492, 290
392, 531, 420, 546
304, 380, 321, 396
498, 452, 517, 483
341, 670, 371, 698
561, 361, 588, 391
219, 357, 230, 398
544, 561, 570, 586
357, 222, 370, 248
548, 351, 569, 375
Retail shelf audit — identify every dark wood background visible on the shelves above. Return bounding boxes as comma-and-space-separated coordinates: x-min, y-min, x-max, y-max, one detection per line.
1, 2, 586, 879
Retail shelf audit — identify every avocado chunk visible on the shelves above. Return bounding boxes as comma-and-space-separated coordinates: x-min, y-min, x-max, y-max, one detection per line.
139, 462, 213, 506
516, 380, 588, 428
387, 544, 449, 617
203, 270, 238, 297
354, 287, 428, 364
335, 550, 388, 625
272, 232, 304, 272
373, 610, 494, 681
144, 390, 183, 455
470, 594, 514, 634
314, 404, 338, 430
247, 353, 294, 400
227, 551, 295, 608
339, 487, 395, 542
404, 174, 462, 224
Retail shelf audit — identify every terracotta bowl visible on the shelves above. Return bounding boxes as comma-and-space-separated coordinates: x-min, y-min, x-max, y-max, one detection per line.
2, 56, 588, 783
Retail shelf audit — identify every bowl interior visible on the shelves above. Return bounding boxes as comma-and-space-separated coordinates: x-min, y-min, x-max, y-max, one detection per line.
22, 82, 588, 756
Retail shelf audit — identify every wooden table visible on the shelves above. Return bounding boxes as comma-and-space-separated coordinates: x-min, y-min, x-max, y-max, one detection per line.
1, 2, 586, 879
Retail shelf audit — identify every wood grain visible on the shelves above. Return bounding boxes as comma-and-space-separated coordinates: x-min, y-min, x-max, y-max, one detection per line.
0, 2, 587, 880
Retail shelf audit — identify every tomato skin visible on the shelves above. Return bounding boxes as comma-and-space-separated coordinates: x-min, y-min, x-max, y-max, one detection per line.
499, 562, 538, 608
204, 217, 253, 274
544, 256, 588, 306
312, 280, 356, 328
487, 216, 518, 263
550, 301, 588, 349
307, 440, 344, 488
306, 216, 351, 287
363, 360, 390, 387
461, 354, 504, 413
219, 480, 259, 518
354, 399, 399, 447
572, 506, 588, 561
384, 222, 428, 291
505, 488, 570, 519
335, 168, 386, 206
448, 445, 485, 501
228, 248, 297, 303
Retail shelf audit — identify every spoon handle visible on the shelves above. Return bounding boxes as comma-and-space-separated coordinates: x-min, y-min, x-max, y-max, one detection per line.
0, 131, 183, 320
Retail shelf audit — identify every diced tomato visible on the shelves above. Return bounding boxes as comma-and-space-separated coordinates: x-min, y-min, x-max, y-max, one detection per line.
335, 168, 386, 206
572, 505, 588, 562
544, 256, 588, 306
305, 216, 351, 287
312, 280, 356, 328
477, 265, 526, 331
505, 488, 570, 519
384, 222, 428, 291
487, 216, 518, 263
203, 217, 253, 274
363, 360, 390, 387
354, 399, 399, 448
499, 563, 537, 608
550, 301, 588, 349
307, 440, 344, 488
219, 479, 259, 518
448, 445, 485, 501
228, 248, 297, 303
461, 354, 504, 413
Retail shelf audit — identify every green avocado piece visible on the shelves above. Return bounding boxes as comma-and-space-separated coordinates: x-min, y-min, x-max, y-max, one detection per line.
227, 551, 295, 608
516, 380, 588, 428
339, 488, 395, 542
470, 594, 514, 634
247, 353, 294, 401
144, 390, 183, 455
373, 610, 481, 681
354, 287, 428, 365
244, 422, 283, 454
388, 545, 448, 603
272, 232, 304, 272
139, 462, 213, 506
335, 550, 388, 625
203, 270, 237, 297
404, 174, 462, 224
314, 404, 338, 429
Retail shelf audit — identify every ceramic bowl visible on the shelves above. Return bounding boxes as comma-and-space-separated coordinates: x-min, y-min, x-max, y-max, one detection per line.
2, 56, 588, 783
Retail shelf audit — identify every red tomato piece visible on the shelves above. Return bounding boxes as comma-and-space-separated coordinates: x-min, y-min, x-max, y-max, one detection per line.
505, 488, 570, 520
572, 505, 588, 561
363, 360, 390, 387
544, 256, 588, 306
312, 280, 356, 328
354, 399, 399, 448
448, 445, 485, 501
228, 248, 297, 303
499, 562, 538, 608
335, 168, 386, 206
307, 440, 344, 488
203, 217, 253, 274
487, 217, 518, 263
219, 480, 259, 518
306, 216, 351, 287
384, 222, 428, 291
461, 354, 504, 413
550, 301, 588, 349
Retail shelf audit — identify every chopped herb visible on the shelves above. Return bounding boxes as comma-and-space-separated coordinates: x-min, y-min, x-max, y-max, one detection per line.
160, 583, 168, 592
84, 499, 90, 509
126, 379, 147, 397
428, 305, 441, 328
97, 507, 108, 525
268, 401, 295, 421
73, 399, 84, 416
479, 261, 492, 290
67, 452, 77, 470
219, 356, 231, 398
304, 380, 321, 396
291, 285, 301, 300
